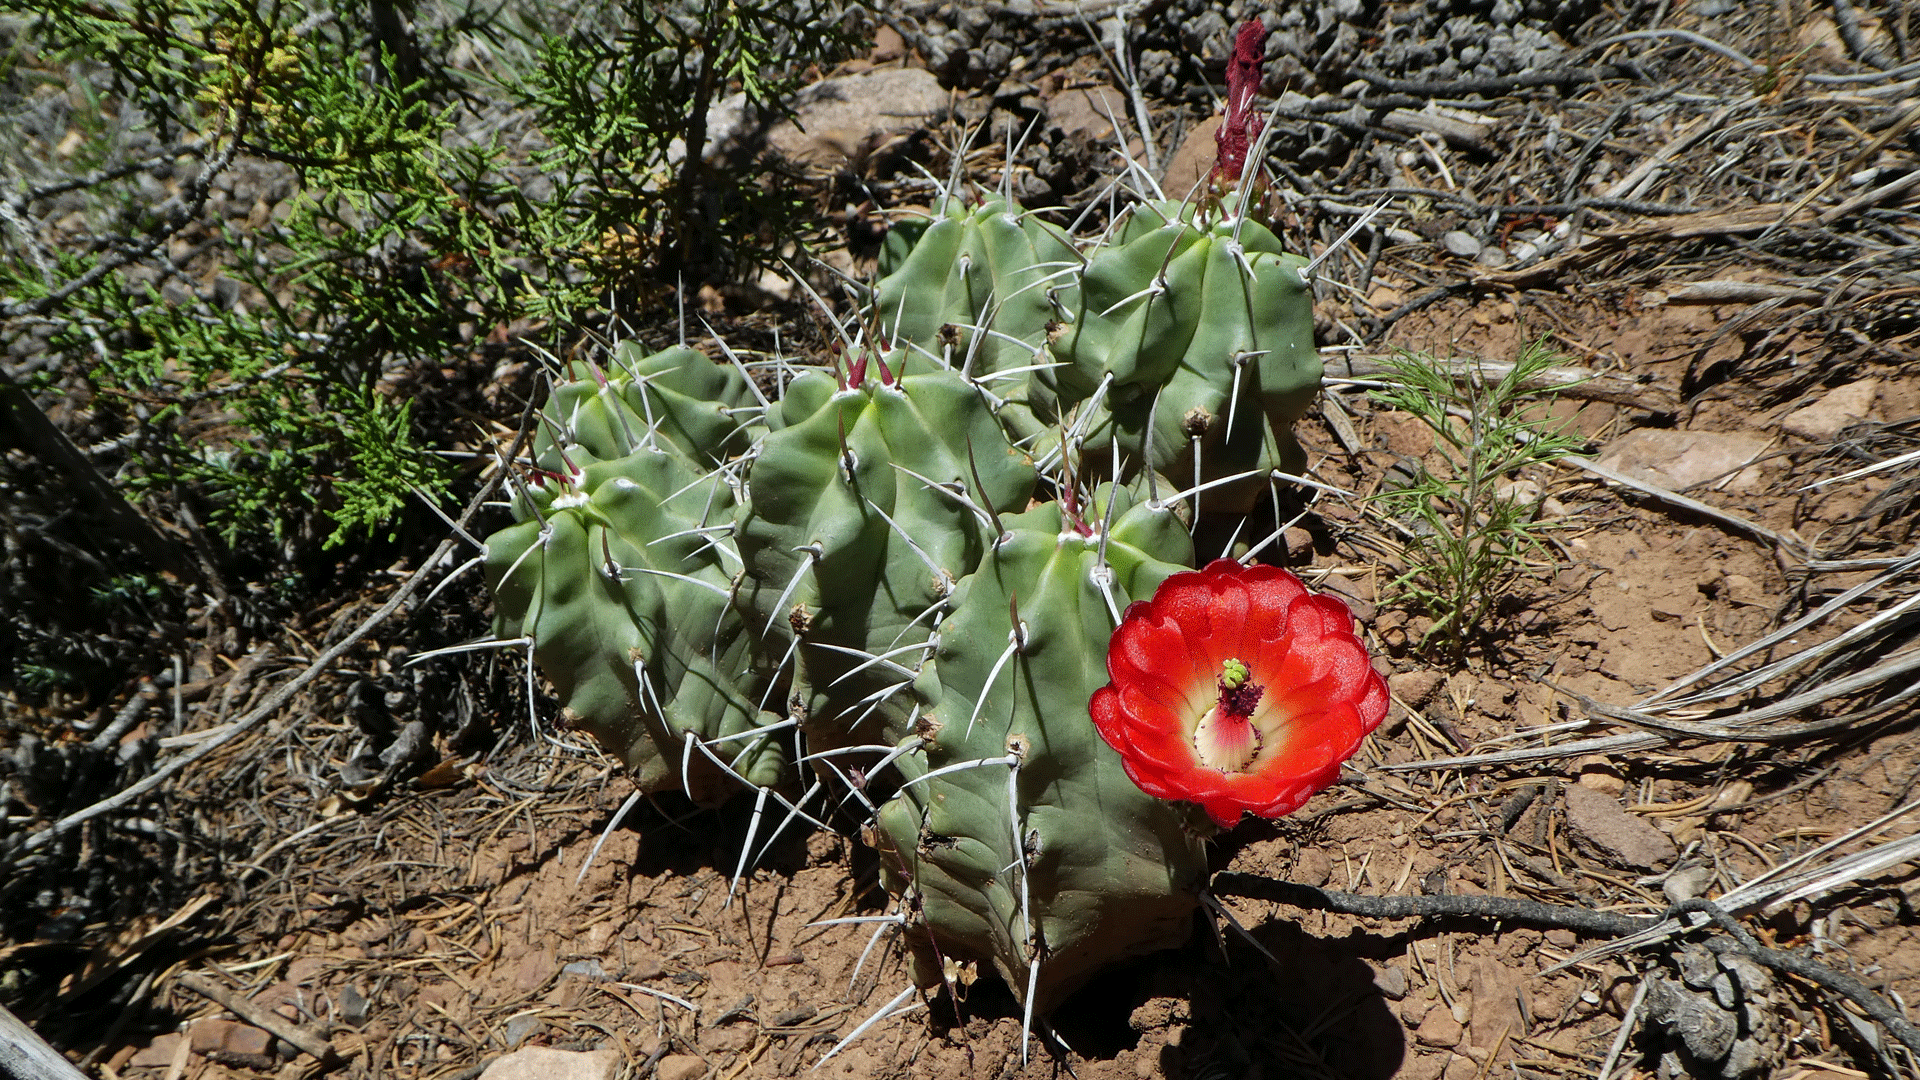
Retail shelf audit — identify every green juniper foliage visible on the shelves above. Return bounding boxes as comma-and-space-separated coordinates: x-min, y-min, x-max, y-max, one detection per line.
1366, 340, 1588, 652
0, 0, 856, 547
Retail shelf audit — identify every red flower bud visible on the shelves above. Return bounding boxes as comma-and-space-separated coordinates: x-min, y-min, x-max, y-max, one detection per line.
1089, 559, 1388, 827
1212, 20, 1269, 188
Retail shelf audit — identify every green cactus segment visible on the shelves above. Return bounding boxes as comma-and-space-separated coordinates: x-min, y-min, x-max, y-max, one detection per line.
548, 343, 762, 467
871, 196, 1078, 392
485, 346, 782, 799
1041, 202, 1320, 506
873, 487, 1210, 1013
737, 367, 1037, 751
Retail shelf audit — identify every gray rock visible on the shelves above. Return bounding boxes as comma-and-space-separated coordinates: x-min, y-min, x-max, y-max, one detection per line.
477, 1047, 619, 1080
1564, 784, 1678, 870
1442, 230, 1482, 257
1781, 379, 1879, 441
1593, 428, 1771, 493
1663, 864, 1714, 905
705, 67, 950, 174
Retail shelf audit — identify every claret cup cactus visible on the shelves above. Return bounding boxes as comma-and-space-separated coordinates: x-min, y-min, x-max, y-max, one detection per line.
470, 18, 1383, 1040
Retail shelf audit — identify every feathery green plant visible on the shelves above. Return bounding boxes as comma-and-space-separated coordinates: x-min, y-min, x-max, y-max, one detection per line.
1365, 340, 1587, 651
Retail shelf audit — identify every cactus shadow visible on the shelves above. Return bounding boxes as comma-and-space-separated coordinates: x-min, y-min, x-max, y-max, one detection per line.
1182, 917, 1408, 1080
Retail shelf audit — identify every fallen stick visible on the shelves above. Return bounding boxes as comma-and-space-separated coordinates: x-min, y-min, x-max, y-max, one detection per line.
0, 1005, 90, 1080
174, 971, 336, 1064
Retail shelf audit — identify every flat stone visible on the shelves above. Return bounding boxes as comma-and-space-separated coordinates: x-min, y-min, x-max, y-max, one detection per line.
1388, 670, 1445, 709
1414, 1005, 1464, 1048
1781, 378, 1879, 441
1046, 83, 1128, 143
477, 1047, 621, 1080
188, 1018, 272, 1058
1593, 428, 1770, 492
1374, 963, 1408, 1000
705, 68, 949, 173
1442, 230, 1481, 257
1564, 784, 1678, 871
128, 1033, 184, 1068
1161, 115, 1223, 198
656, 1053, 708, 1080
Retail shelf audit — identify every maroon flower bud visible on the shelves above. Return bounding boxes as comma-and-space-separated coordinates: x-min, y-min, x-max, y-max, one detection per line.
1211, 20, 1269, 188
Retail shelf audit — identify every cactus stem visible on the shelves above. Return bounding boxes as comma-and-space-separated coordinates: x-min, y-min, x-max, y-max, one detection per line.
810, 640, 926, 683
725, 785, 771, 907
575, 787, 646, 886
404, 635, 533, 665
812, 984, 920, 1072
764, 543, 824, 639
420, 553, 486, 608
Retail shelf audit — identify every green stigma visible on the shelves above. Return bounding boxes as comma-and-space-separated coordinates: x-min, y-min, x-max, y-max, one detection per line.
1219, 658, 1250, 689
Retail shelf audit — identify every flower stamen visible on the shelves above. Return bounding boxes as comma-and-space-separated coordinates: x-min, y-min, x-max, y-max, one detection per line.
1193, 657, 1266, 773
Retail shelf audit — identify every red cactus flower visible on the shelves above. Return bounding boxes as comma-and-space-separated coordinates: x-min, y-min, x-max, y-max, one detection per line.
1211, 20, 1270, 187
1090, 559, 1388, 827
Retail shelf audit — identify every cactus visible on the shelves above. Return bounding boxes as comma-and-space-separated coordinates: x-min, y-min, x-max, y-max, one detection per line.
463, 20, 1379, 1036
870, 484, 1210, 1017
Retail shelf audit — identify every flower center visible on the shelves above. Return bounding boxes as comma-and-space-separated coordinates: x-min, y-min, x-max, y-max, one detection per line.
1193, 658, 1266, 773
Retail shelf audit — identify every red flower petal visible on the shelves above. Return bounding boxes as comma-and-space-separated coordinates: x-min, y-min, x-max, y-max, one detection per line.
1090, 559, 1388, 828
